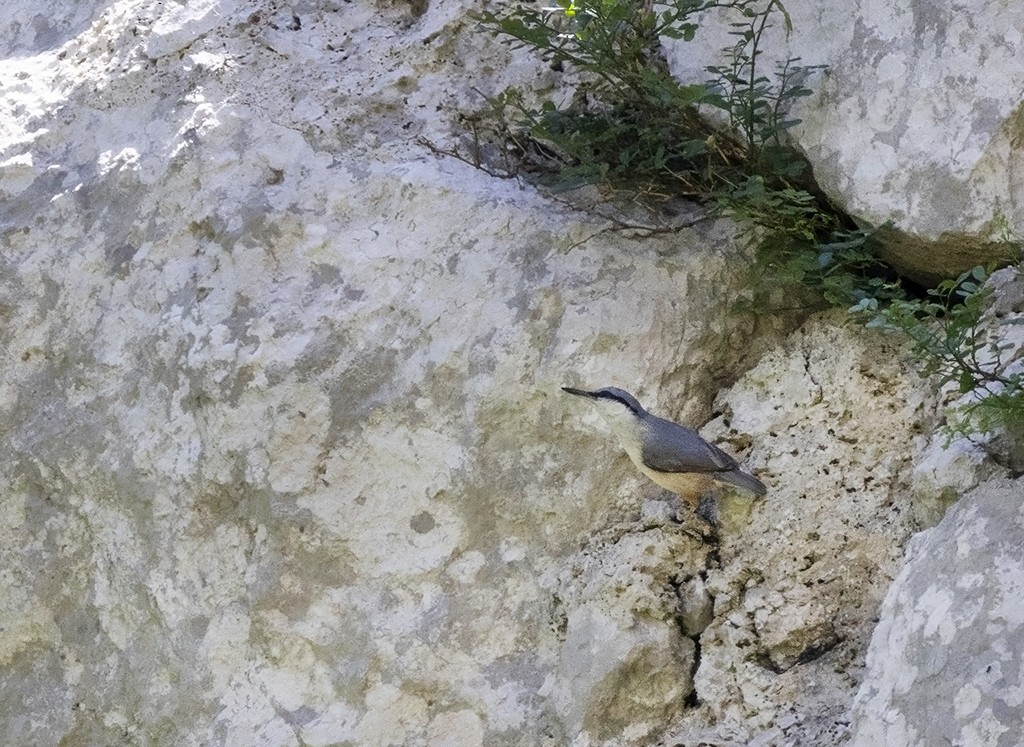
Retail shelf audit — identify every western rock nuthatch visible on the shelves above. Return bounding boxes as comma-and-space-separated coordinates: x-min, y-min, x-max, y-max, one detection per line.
562, 386, 766, 505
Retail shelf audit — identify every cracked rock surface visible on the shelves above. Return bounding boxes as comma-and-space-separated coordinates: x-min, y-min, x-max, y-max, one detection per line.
663, 314, 941, 746
0, 1, 798, 745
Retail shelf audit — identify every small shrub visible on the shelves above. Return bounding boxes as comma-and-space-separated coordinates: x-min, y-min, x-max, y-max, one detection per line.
852, 266, 1024, 439
466, 0, 1024, 443
472, 0, 898, 306
473, 0, 737, 196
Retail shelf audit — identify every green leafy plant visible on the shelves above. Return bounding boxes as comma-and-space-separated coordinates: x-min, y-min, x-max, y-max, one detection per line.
472, 0, 898, 307
703, 0, 823, 179
852, 266, 1024, 439
473, 0, 817, 190
465, 0, 1024, 444
473, 0, 746, 196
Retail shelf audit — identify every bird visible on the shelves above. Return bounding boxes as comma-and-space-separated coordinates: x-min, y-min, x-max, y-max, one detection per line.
561, 386, 766, 506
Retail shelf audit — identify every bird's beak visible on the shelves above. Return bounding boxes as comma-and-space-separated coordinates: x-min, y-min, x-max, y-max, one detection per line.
561, 386, 597, 398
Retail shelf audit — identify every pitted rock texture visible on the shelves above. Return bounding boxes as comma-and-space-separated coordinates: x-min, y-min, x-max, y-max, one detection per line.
663, 314, 942, 746
663, 2, 1024, 284
850, 477, 1024, 747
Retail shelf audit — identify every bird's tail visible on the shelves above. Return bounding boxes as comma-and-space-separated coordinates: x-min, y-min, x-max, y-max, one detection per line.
718, 469, 767, 497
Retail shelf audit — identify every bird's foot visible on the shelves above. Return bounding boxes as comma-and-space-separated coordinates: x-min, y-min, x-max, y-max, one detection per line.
676, 510, 717, 543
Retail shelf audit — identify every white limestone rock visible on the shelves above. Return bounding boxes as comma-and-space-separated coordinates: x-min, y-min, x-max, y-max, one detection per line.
545, 515, 710, 744
1, 0, 1003, 743
663, 2, 1024, 283
677, 574, 714, 638
554, 606, 695, 743
849, 477, 1024, 746
144, 0, 237, 59
664, 313, 942, 745
910, 434, 992, 528
0, 1, 797, 745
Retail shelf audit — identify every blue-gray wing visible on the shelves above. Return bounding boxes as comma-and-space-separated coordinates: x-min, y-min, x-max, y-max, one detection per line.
640, 416, 739, 474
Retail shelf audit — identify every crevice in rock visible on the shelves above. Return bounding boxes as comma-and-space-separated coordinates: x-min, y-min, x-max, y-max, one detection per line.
683, 665, 701, 708
753, 651, 786, 675
669, 564, 716, 711
753, 631, 845, 674
794, 634, 844, 666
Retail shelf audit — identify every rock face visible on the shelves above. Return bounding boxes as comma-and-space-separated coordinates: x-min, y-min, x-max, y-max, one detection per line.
0, 1, 797, 745
663, 2, 1024, 284
547, 516, 707, 743
850, 477, 1024, 746
666, 315, 940, 745
0, 0, 1015, 746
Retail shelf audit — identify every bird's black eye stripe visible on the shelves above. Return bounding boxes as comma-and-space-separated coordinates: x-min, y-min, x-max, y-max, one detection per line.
595, 389, 642, 415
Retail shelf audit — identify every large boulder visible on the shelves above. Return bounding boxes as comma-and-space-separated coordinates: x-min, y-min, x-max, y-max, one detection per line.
850, 477, 1024, 746
663, 2, 1024, 284
547, 515, 708, 743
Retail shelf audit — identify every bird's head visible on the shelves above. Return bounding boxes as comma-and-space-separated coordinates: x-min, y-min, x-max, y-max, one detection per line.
561, 386, 647, 440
